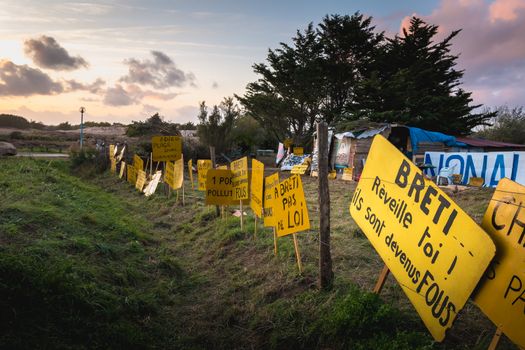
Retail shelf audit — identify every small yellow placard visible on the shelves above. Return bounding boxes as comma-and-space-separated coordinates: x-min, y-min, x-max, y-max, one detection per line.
263, 172, 280, 227
110, 158, 117, 174
135, 169, 147, 192
188, 159, 194, 190
134, 154, 144, 172
250, 159, 264, 218
273, 175, 310, 237
127, 164, 137, 185
342, 168, 353, 181
291, 164, 308, 175
349, 135, 495, 341
293, 147, 304, 156
172, 155, 184, 190
197, 159, 212, 191
473, 178, 525, 348
109, 144, 115, 160
231, 157, 249, 201
152, 135, 182, 162
119, 161, 126, 179
205, 169, 237, 205
164, 161, 175, 188
284, 138, 293, 149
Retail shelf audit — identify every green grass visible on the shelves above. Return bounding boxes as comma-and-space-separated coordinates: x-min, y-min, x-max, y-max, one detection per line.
0, 158, 514, 349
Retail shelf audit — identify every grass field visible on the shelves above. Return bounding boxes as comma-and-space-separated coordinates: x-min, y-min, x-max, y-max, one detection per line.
0, 157, 517, 349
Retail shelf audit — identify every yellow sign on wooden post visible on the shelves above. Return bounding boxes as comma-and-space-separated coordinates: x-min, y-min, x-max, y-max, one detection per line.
133, 154, 144, 172
135, 169, 147, 192
291, 164, 308, 175
273, 175, 310, 237
342, 168, 353, 181
263, 173, 280, 227
119, 161, 126, 179
205, 169, 237, 205
231, 157, 249, 201
109, 144, 115, 159
293, 147, 304, 156
172, 155, 184, 190
110, 158, 117, 174
127, 164, 137, 185
250, 159, 264, 218
349, 135, 495, 341
152, 136, 182, 162
164, 161, 175, 188
188, 159, 194, 190
473, 178, 525, 348
197, 159, 212, 191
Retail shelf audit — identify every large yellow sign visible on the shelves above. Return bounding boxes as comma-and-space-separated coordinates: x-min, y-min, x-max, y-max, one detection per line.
250, 159, 264, 218
134, 154, 144, 172
136, 169, 147, 192
197, 159, 212, 191
273, 175, 310, 237
188, 159, 194, 189
205, 169, 237, 205
152, 136, 182, 162
127, 164, 137, 185
231, 157, 249, 200
263, 173, 280, 227
349, 135, 495, 341
473, 178, 525, 348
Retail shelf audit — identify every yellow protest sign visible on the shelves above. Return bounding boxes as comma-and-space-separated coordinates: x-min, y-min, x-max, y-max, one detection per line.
110, 158, 117, 174
217, 165, 228, 170
342, 167, 353, 181
119, 161, 126, 179
164, 161, 175, 188
144, 170, 162, 197
197, 159, 212, 191
293, 147, 304, 156
250, 159, 264, 218
473, 178, 525, 348
349, 135, 495, 341
134, 154, 144, 172
263, 172, 280, 227
172, 156, 184, 190
291, 164, 308, 175
284, 138, 293, 149
135, 169, 147, 192
109, 144, 115, 159
205, 169, 237, 205
273, 175, 310, 237
127, 164, 137, 185
188, 159, 194, 189
231, 157, 249, 201
152, 136, 182, 162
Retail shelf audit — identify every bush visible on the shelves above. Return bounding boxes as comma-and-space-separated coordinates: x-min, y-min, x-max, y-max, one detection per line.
69, 147, 107, 176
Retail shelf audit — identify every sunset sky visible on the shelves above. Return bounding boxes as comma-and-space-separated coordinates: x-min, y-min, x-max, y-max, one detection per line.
0, 0, 524, 125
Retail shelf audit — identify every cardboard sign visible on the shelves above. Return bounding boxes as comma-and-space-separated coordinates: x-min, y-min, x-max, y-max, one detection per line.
127, 164, 137, 185
116, 146, 125, 162
284, 138, 293, 149
188, 159, 194, 190
291, 164, 308, 175
273, 175, 310, 237
164, 161, 175, 188
293, 147, 304, 156
349, 135, 495, 341
110, 158, 117, 174
231, 157, 249, 200
119, 161, 126, 179
144, 170, 162, 197
134, 154, 144, 172
109, 144, 115, 159
172, 156, 184, 190
197, 160, 212, 191
136, 169, 147, 192
473, 178, 525, 348
205, 169, 237, 205
152, 136, 182, 162
342, 168, 353, 181
263, 172, 280, 227
250, 159, 264, 218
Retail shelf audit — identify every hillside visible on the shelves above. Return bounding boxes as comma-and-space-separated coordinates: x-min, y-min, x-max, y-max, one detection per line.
0, 158, 514, 349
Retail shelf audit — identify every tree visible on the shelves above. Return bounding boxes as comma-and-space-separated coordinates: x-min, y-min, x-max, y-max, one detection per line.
197, 97, 239, 154
475, 106, 525, 144
360, 17, 492, 135
125, 113, 180, 137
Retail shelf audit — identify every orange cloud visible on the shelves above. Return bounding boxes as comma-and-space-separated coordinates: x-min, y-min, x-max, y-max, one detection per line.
490, 0, 525, 22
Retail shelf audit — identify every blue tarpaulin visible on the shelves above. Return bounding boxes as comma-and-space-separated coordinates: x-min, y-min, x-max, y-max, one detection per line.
408, 127, 467, 153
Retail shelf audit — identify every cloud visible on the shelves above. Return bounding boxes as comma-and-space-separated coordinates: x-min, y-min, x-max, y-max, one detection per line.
24, 35, 89, 71
119, 50, 195, 89
0, 59, 63, 96
401, 0, 525, 107
64, 78, 106, 94
102, 83, 178, 107
212, 81, 219, 89
103, 84, 135, 106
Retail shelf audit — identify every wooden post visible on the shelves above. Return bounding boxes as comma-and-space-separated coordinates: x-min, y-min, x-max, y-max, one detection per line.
488, 328, 503, 350
373, 264, 390, 294
292, 233, 302, 274
240, 200, 244, 231
182, 179, 185, 206
150, 152, 153, 175
317, 121, 333, 289
209, 146, 220, 217
254, 215, 257, 238
273, 227, 278, 256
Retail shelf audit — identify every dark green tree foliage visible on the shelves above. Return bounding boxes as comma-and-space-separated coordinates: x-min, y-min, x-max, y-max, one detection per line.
0, 114, 31, 129
475, 106, 525, 144
197, 97, 239, 154
126, 113, 180, 137
361, 17, 492, 135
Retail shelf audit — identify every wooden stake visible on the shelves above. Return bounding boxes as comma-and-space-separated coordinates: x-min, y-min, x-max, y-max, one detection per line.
150, 152, 153, 175
210, 146, 220, 217
488, 327, 503, 350
182, 179, 185, 206
292, 233, 302, 274
373, 264, 390, 294
176, 189, 179, 203
254, 215, 258, 239
240, 200, 244, 231
273, 227, 278, 256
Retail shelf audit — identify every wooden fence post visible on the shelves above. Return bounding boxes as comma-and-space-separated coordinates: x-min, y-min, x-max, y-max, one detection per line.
210, 146, 220, 217
318, 121, 333, 289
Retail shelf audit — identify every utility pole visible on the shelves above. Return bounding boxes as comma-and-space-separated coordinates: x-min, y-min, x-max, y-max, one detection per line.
79, 106, 86, 149
318, 121, 333, 289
